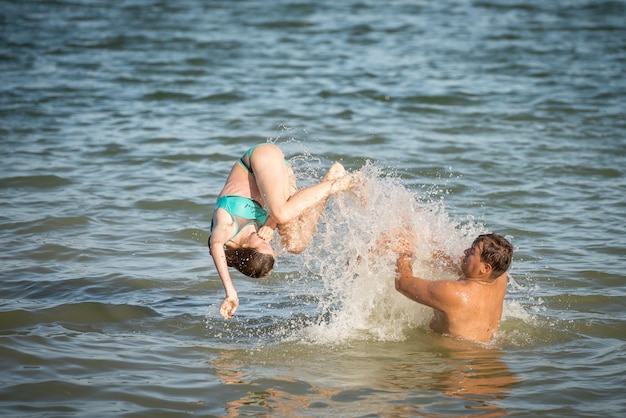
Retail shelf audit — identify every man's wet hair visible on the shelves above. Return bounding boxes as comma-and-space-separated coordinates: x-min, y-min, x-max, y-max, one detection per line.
474, 233, 513, 278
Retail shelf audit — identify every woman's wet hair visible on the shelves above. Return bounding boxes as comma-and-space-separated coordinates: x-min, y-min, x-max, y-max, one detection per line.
474, 233, 514, 278
224, 247, 274, 278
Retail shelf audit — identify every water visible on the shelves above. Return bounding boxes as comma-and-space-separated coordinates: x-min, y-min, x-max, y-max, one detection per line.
1, 0, 625, 416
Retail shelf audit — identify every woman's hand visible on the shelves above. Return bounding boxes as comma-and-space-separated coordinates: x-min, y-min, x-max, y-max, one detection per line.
257, 225, 274, 242
220, 295, 239, 319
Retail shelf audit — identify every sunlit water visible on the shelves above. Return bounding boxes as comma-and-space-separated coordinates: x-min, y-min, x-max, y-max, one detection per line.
1, 0, 625, 416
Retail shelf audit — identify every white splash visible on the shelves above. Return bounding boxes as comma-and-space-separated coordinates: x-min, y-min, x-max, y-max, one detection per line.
293, 161, 487, 344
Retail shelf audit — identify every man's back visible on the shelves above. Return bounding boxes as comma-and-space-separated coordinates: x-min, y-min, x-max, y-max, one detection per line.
429, 274, 508, 342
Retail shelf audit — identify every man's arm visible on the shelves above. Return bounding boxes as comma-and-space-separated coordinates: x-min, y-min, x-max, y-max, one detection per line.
431, 249, 463, 276
395, 254, 462, 312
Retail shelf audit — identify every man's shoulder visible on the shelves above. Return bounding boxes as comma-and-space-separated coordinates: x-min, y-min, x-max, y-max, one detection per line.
430, 278, 473, 304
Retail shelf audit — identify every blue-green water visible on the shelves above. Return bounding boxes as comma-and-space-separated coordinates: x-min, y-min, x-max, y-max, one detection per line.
1, 0, 625, 416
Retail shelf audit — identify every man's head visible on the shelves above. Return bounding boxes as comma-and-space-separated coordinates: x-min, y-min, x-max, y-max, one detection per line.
473, 233, 513, 278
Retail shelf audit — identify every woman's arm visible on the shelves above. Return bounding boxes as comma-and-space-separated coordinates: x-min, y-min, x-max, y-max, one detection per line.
250, 144, 351, 225
257, 215, 278, 241
209, 210, 239, 319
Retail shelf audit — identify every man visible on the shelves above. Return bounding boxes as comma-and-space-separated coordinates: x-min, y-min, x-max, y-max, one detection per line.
395, 233, 514, 343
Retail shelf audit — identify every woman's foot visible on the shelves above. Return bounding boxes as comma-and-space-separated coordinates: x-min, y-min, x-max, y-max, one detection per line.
330, 170, 362, 194
323, 162, 347, 181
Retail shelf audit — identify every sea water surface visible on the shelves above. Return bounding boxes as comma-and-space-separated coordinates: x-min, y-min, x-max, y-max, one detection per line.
1, 0, 625, 416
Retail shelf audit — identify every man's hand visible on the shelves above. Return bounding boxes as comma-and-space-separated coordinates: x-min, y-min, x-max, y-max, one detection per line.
220, 295, 239, 319
373, 229, 414, 256
390, 236, 414, 256
381, 229, 414, 256
396, 253, 413, 273
431, 249, 463, 276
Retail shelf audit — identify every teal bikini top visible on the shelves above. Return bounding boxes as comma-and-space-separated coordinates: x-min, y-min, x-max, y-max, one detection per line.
210, 195, 268, 242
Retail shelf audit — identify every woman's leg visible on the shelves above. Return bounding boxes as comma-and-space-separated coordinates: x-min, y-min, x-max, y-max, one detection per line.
278, 163, 346, 253
252, 144, 355, 226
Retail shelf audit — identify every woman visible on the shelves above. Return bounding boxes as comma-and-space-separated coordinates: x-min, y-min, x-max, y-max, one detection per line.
209, 143, 357, 319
